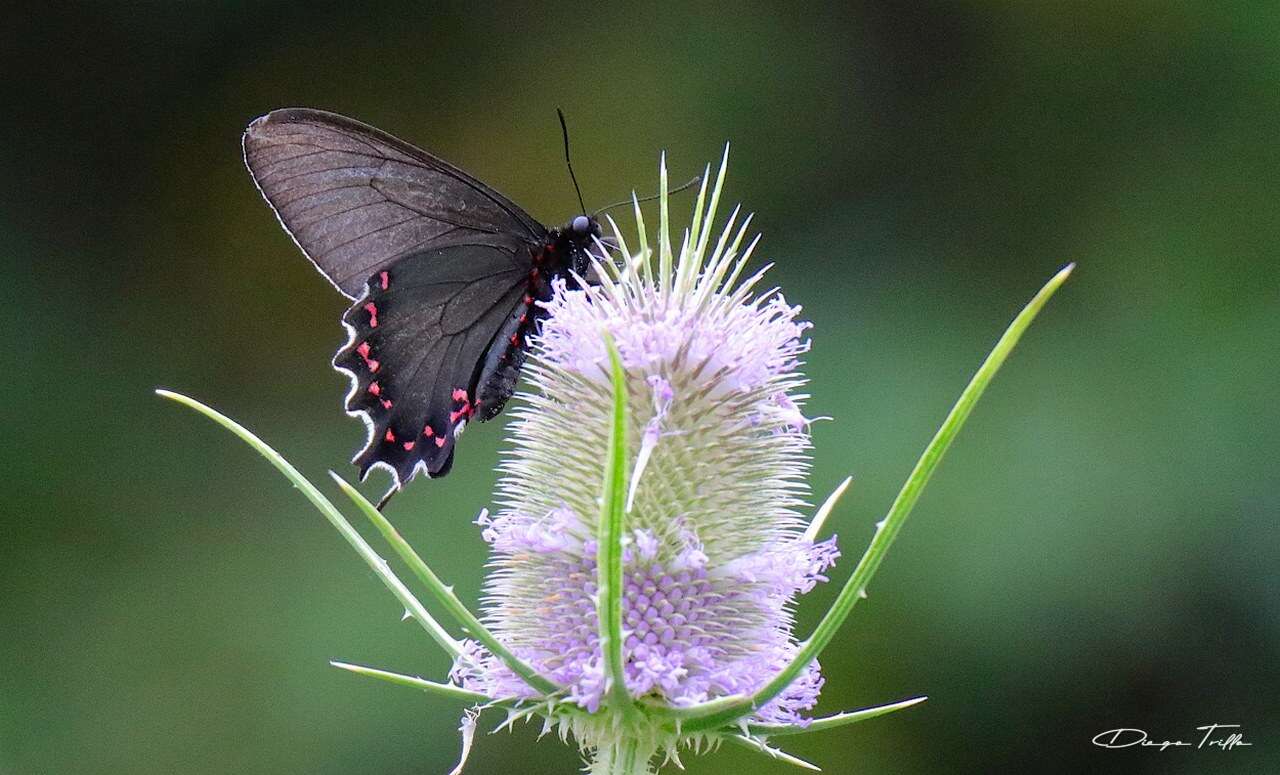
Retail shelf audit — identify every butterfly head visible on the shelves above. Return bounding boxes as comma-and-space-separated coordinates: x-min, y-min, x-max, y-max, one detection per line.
569, 214, 601, 240
559, 214, 605, 276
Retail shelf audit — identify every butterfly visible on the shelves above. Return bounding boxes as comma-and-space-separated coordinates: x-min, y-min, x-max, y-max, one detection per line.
242, 108, 605, 499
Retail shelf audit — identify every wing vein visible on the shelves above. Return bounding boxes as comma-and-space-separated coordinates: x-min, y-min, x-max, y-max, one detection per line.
315, 214, 421, 260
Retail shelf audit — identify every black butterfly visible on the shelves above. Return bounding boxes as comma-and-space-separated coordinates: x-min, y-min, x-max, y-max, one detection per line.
242, 108, 603, 496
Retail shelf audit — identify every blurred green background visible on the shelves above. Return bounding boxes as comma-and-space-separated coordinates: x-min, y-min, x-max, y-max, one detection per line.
2, 2, 1277, 773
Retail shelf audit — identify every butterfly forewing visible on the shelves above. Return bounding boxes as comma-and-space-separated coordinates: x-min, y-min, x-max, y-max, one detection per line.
242, 108, 546, 297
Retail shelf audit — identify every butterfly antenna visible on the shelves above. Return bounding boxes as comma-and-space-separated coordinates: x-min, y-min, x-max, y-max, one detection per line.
557, 108, 588, 215
591, 174, 703, 218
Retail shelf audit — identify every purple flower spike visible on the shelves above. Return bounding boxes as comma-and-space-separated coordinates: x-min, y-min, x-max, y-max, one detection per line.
449, 151, 843, 770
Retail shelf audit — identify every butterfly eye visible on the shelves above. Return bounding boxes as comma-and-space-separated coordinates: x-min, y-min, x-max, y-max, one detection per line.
571, 215, 591, 235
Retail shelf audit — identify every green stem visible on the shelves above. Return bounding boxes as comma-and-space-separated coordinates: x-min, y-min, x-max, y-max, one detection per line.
329, 473, 558, 695
598, 334, 634, 715
675, 263, 1074, 732
590, 738, 653, 775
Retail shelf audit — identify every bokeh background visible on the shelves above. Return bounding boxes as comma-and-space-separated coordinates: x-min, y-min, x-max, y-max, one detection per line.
3, 2, 1277, 773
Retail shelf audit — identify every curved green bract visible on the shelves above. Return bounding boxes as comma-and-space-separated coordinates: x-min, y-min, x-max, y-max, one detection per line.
598, 333, 634, 714
328, 473, 558, 695
745, 695, 928, 737
330, 661, 490, 703
675, 264, 1074, 732
155, 390, 462, 658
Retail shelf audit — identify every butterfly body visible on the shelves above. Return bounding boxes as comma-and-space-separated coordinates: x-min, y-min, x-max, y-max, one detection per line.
243, 108, 602, 491
472, 226, 600, 420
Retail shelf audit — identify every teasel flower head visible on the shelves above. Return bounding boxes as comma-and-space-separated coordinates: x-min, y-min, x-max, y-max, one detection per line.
451, 150, 840, 752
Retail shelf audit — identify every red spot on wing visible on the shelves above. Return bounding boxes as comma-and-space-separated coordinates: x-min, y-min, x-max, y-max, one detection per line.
384, 429, 397, 443
423, 425, 435, 437
402, 441, 415, 451
379, 271, 389, 290
380, 399, 392, 410
355, 342, 380, 372
367, 381, 381, 396
434, 436, 447, 448
364, 302, 379, 327
448, 388, 477, 424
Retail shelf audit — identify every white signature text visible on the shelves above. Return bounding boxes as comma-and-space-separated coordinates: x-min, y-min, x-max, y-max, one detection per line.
1092, 724, 1252, 751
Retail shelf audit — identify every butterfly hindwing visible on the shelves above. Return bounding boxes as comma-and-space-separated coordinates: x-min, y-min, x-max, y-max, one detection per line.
243, 108, 546, 298
333, 240, 533, 485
